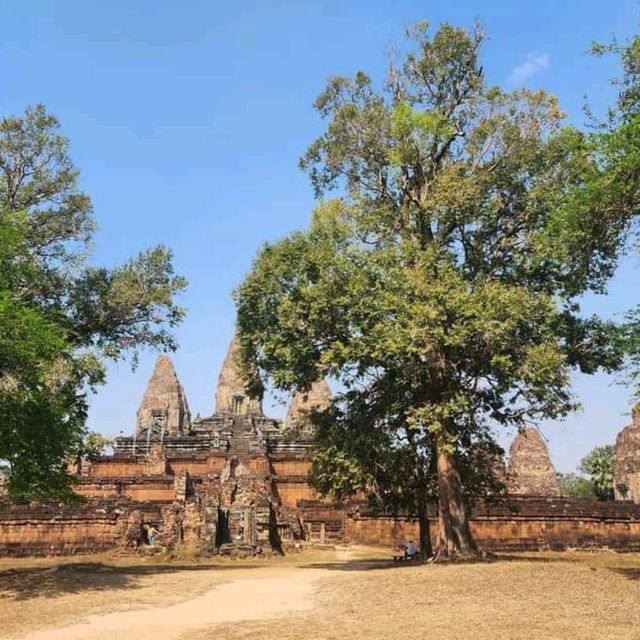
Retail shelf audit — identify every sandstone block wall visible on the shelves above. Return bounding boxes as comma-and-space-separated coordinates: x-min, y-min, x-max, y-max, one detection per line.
270, 457, 317, 507
275, 481, 319, 508
74, 482, 122, 499
126, 483, 176, 502
89, 458, 157, 477
4, 497, 640, 556
165, 458, 212, 476
0, 502, 167, 556
270, 459, 312, 476
75, 478, 176, 502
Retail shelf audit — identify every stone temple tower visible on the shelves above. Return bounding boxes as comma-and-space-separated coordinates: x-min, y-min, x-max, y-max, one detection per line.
285, 380, 332, 434
614, 405, 640, 502
136, 354, 191, 437
215, 336, 263, 415
507, 427, 560, 496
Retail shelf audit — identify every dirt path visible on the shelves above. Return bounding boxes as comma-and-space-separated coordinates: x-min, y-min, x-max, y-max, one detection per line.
18, 568, 328, 640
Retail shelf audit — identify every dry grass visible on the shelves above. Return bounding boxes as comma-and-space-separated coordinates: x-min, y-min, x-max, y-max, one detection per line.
1, 547, 640, 640
188, 548, 640, 640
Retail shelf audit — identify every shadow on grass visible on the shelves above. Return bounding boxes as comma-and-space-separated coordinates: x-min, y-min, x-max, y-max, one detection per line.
612, 567, 640, 581
302, 552, 585, 572
493, 553, 579, 564
302, 558, 428, 572
0, 561, 257, 600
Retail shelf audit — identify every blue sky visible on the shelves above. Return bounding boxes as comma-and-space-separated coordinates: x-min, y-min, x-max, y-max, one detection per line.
1, 0, 639, 472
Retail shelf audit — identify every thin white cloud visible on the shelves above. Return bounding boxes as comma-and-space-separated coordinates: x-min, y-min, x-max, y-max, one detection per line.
506, 52, 550, 86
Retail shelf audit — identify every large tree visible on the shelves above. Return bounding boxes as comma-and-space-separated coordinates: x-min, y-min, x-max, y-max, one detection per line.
590, 35, 640, 392
236, 23, 626, 558
0, 105, 186, 500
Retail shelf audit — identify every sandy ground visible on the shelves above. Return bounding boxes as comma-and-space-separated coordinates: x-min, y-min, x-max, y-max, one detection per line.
15, 567, 327, 640
5, 547, 639, 640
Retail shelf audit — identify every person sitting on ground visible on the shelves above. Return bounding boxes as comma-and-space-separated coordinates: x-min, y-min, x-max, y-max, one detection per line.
405, 540, 418, 559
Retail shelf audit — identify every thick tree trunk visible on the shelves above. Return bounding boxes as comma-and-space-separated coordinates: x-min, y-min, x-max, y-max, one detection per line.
417, 487, 433, 558
434, 446, 477, 560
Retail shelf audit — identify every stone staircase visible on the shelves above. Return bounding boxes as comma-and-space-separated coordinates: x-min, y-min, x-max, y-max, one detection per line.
226, 416, 251, 457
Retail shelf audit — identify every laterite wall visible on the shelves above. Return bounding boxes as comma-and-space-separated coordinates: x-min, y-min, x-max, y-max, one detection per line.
271, 457, 318, 507
345, 498, 640, 551
0, 506, 122, 556
274, 480, 319, 507
75, 478, 176, 502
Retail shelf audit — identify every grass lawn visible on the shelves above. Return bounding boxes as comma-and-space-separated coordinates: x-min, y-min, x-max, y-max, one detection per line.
1, 547, 639, 640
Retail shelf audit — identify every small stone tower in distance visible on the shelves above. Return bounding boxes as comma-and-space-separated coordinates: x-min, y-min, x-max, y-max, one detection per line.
136, 354, 191, 437
507, 427, 560, 496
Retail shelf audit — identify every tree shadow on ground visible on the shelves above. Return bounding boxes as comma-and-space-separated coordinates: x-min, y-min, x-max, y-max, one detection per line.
302, 552, 586, 572
611, 567, 640, 581
302, 558, 428, 572
0, 561, 257, 601
494, 554, 580, 565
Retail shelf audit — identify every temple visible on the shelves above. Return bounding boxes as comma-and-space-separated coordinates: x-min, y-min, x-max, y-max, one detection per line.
4, 346, 640, 556
76, 338, 338, 550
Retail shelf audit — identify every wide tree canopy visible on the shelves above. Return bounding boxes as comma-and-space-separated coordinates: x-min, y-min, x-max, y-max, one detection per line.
236, 23, 631, 558
0, 105, 187, 501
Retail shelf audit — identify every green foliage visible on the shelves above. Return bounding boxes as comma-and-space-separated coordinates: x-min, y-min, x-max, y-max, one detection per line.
237, 23, 630, 552
0, 291, 86, 501
307, 391, 437, 517
578, 445, 615, 500
79, 431, 113, 458
557, 445, 615, 501
0, 104, 94, 266
0, 105, 187, 501
65, 245, 187, 362
620, 289, 640, 398
591, 34, 640, 121
557, 473, 598, 499
587, 35, 640, 394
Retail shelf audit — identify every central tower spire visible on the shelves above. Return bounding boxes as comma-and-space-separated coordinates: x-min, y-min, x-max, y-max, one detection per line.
215, 336, 263, 415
